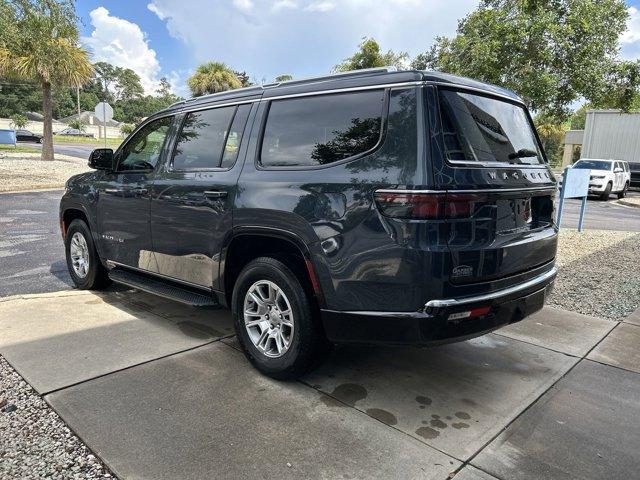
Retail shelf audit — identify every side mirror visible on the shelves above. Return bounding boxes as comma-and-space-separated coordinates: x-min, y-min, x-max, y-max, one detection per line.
88, 148, 115, 171
614, 167, 623, 173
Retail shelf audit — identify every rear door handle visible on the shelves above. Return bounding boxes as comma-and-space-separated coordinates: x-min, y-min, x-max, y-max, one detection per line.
204, 190, 228, 199
103, 188, 123, 194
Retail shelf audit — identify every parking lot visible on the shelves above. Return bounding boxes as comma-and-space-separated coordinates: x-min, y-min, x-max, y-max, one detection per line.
1, 189, 639, 479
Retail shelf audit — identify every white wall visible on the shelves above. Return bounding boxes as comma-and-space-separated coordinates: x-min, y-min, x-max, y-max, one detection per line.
0, 118, 122, 139
582, 110, 640, 163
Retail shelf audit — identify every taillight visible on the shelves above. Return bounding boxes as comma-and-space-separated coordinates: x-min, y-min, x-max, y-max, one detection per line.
374, 190, 485, 220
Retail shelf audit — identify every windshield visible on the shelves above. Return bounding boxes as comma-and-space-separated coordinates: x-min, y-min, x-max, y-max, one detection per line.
438, 89, 543, 165
574, 160, 611, 170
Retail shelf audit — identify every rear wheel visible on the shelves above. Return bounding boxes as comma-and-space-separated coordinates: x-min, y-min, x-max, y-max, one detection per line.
618, 182, 629, 199
232, 256, 328, 380
600, 182, 612, 201
65, 219, 111, 290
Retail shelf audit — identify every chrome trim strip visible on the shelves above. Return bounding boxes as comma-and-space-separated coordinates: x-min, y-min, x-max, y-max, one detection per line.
425, 266, 557, 309
375, 186, 556, 194
264, 82, 422, 102
106, 260, 211, 291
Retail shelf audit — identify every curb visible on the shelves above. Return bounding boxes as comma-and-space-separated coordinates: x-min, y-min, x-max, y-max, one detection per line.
615, 199, 640, 209
0, 187, 65, 195
0, 289, 91, 303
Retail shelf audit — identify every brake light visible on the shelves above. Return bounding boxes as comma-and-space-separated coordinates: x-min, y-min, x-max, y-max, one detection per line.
373, 191, 486, 220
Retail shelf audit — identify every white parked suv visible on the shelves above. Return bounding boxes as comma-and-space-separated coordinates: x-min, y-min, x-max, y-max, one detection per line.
572, 159, 631, 200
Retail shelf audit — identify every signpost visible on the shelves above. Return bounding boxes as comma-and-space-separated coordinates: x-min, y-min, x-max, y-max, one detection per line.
556, 166, 590, 232
94, 102, 113, 148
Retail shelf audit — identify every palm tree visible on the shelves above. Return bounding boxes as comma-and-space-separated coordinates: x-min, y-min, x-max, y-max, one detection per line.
0, 1, 93, 161
188, 62, 242, 97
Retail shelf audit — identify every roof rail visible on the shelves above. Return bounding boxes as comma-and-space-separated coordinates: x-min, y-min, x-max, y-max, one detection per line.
168, 66, 400, 108
262, 66, 399, 89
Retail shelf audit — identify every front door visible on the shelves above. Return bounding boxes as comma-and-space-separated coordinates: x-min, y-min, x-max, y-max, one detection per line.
96, 115, 174, 269
150, 103, 254, 288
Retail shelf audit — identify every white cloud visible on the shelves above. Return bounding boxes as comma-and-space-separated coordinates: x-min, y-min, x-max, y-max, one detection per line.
621, 7, 640, 60
233, 0, 254, 13
304, 1, 335, 12
83, 7, 161, 95
146, 2, 167, 20
271, 0, 298, 11
147, 0, 478, 84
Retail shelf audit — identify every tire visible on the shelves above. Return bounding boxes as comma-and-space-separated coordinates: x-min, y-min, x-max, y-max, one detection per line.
65, 219, 111, 290
232, 256, 329, 380
618, 182, 629, 199
600, 182, 612, 201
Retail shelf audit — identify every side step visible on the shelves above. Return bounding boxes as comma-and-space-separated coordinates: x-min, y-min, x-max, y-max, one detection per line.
108, 268, 220, 307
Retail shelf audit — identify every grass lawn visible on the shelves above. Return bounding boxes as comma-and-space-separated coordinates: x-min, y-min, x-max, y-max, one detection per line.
53, 135, 122, 148
0, 145, 40, 154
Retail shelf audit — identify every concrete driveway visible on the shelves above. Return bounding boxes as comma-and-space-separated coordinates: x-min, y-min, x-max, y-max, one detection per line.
1, 290, 638, 479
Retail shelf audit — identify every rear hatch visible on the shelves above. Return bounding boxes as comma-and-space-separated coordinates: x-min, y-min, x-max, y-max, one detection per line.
434, 87, 557, 284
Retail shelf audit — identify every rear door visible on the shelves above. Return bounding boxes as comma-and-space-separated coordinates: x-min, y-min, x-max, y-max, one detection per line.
614, 161, 624, 191
429, 86, 557, 284
149, 102, 254, 288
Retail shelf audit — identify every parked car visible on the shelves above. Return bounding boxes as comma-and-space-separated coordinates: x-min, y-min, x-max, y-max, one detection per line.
60, 68, 558, 379
630, 162, 640, 189
572, 158, 631, 199
56, 127, 94, 138
15, 129, 43, 143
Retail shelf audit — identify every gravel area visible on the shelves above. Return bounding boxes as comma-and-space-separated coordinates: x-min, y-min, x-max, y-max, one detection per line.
549, 229, 640, 320
0, 153, 89, 192
0, 356, 115, 479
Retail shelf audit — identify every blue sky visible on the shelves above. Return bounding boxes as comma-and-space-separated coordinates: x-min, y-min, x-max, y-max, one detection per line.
76, 0, 640, 97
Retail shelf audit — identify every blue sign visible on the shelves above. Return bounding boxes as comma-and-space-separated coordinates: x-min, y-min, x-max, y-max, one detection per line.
0, 129, 16, 146
562, 168, 590, 199
557, 166, 590, 232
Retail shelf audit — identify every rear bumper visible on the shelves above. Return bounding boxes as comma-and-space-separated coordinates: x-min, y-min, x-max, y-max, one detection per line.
321, 266, 557, 345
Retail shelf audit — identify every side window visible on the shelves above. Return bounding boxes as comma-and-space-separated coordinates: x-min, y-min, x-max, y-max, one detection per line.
614, 161, 622, 171
260, 90, 385, 168
119, 116, 173, 171
172, 106, 236, 170
221, 104, 251, 169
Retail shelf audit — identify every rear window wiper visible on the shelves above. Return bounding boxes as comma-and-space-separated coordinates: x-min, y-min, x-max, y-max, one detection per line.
508, 148, 538, 160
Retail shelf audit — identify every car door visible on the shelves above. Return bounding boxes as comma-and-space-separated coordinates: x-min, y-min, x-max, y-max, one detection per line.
149, 102, 254, 289
95, 115, 174, 269
614, 161, 624, 191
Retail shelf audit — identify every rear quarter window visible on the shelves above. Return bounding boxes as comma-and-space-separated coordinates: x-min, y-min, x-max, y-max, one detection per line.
260, 90, 385, 168
438, 89, 543, 166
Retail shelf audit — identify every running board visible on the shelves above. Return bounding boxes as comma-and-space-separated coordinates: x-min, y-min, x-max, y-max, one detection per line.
108, 268, 220, 307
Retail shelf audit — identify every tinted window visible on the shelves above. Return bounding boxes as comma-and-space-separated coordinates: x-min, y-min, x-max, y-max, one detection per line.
221, 104, 251, 169
172, 107, 236, 170
119, 116, 173, 171
439, 90, 543, 165
574, 160, 612, 170
260, 90, 384, 167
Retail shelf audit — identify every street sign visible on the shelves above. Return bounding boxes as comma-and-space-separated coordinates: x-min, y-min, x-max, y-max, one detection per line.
556, 167, 591, 232
94, 102, 113, 123
94, 102, 113, 147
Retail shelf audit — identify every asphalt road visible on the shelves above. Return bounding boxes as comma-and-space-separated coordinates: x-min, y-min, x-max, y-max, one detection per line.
21, 141, 96, 160
1, 189, 639, 298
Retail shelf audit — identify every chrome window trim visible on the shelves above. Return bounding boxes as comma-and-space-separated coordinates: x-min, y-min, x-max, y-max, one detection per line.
375, 186, 556, 194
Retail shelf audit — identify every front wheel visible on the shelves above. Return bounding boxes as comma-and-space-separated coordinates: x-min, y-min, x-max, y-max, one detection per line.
64, 219, 111, 290
232, 257, 329, 380
600, 182, 612, 201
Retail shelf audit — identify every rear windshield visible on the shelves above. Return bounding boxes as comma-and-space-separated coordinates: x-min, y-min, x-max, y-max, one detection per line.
438, 89, 543, 166
574, 160, 611, 170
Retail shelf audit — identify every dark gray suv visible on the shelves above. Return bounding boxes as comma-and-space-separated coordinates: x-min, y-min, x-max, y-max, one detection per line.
60, 68, 558, 379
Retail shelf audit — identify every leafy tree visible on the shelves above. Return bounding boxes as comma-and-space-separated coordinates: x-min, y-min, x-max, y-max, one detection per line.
10, 112, 28, 128
0, 79, 41, 116
188, 62, 242, 96
275, 74, 293, 82
156, 77, 172, 97
234, 70, 252, 88
120, 122, 135, 137
68, 118, 85, 131
416, 0, 631, 119
93, 61, 144, 102
334, 37, 408, 72
570, 105, 589, 130
0, 0, 93, 160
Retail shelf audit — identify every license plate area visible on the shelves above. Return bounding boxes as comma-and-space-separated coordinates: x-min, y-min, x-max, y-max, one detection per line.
496, 198, 532, 233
